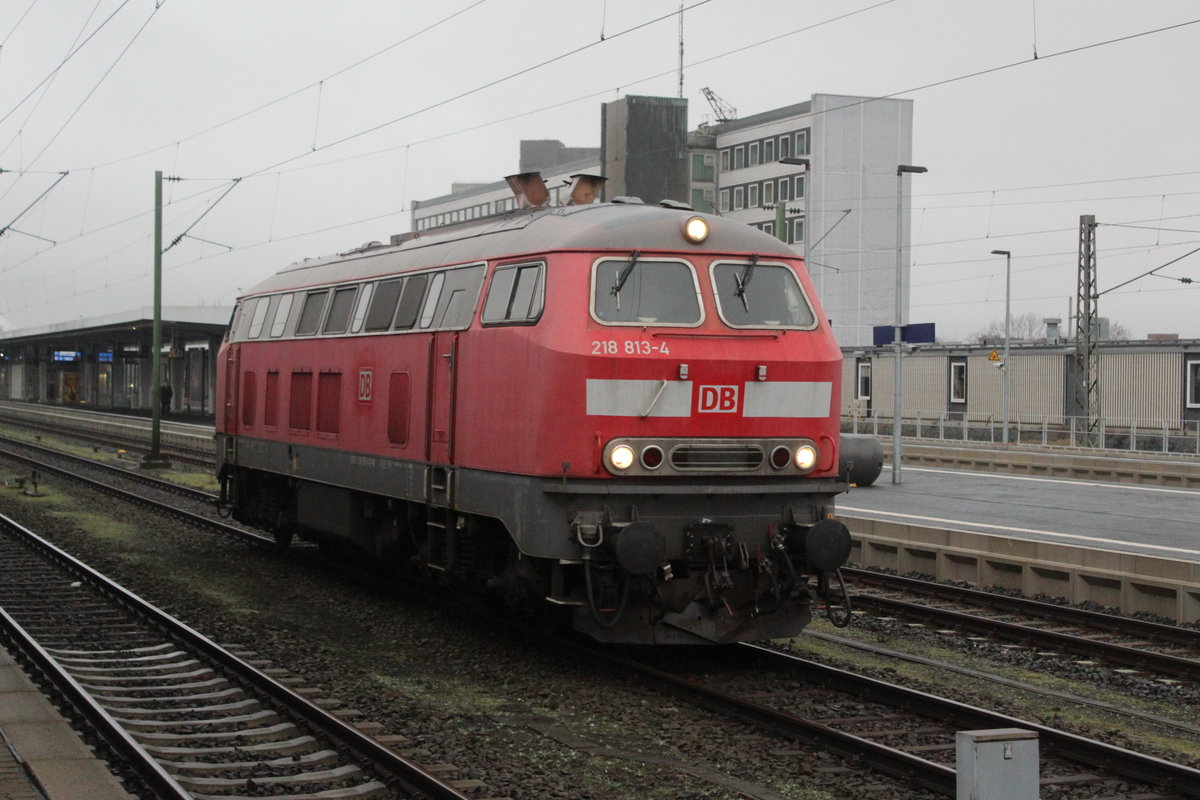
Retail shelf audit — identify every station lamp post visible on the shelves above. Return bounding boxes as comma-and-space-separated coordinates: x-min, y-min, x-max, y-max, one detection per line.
893, 164, 926, 484
991, 249, 1012, 445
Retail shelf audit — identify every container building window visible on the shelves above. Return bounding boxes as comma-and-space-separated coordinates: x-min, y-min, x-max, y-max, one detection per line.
764, 138, 775, 162
763, 181, 774, 206
733, 146, 744, 169
748, 184, 759, 208
264, 371, 279, 427
290, 371, 312, 430
269, 294, 294, 338
794, 217, 805, 243
749, 142, 759, 166
322, 286, 358, 334
1187, 359, 1200, 408
795, 174, 806, 199
796, 129, 809, 155
316, 372, 341, 434
295, 290, 329, 336
856, 361, 871, 400
483, 263, 544, 324
733, 187, 744, 211
779, 135, 791, 159
950, 362, 968, 404
720, 149, 730, 171
719, 189, 729, 212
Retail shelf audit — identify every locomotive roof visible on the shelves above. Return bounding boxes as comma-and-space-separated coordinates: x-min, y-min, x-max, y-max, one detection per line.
243, 202, 801, 297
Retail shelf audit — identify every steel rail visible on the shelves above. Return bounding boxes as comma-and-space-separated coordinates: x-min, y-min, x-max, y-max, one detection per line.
0, 513, 472, 800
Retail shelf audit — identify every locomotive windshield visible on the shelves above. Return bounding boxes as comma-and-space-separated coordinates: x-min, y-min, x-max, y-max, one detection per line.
711, 261, 816, 329
592, 257, 702, 325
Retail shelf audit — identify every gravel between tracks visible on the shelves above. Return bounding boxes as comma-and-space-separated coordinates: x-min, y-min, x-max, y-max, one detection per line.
2, 453, 1197, 799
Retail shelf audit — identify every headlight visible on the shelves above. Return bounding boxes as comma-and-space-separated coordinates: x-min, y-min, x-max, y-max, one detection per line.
682, 216, 709, 244
795, 443, 818, 471
609, 444, 635, 471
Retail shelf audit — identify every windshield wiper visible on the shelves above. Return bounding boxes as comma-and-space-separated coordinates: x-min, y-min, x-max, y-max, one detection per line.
733, 253, 760, 312
610, 250, 641, 311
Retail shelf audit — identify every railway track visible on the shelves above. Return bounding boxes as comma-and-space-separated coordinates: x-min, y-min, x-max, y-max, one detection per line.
0, 512, 472, 800
590, 642, 1200, 799
845, 568, 1200, 683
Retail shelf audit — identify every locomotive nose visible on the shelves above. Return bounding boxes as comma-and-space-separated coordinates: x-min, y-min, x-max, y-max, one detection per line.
612, 521, 667, 577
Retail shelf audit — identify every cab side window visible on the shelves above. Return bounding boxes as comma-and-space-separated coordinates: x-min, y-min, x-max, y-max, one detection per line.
483, 263, 544, 325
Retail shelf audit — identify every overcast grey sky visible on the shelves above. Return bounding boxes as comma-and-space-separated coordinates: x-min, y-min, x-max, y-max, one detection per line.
1, 0, 1197, 340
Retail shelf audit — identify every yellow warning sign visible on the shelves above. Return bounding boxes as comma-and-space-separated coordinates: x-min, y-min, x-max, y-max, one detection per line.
987, 349, 1001, 362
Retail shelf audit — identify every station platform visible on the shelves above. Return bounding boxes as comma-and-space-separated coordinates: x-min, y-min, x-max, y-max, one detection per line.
0, 646, 133, 800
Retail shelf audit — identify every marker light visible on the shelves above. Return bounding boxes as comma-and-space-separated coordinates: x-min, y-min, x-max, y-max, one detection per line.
682, 216, 710, 244
794, 444, 818, 471
610, 444, 636, 471
640, 445, 664, 470
769, 446, 792, 470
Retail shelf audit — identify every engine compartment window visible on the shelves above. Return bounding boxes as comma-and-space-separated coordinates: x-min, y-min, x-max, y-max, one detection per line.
710, 260, 816, 329
269, 294, 294, 338
592, 257, 702, 326
322, 286, 359, 334
295, 289, 330, 336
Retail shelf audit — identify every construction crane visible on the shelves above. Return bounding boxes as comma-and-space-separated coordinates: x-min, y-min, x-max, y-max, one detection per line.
701, 87, 736, 123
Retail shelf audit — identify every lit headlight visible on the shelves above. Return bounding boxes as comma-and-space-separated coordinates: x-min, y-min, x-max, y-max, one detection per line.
683, 216, 709, 244
609, 444, 635, 471
794, 443, 818, 471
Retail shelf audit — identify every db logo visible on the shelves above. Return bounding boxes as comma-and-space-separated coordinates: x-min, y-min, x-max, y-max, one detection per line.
698, 385, 739, 413
358, 369, 373, 402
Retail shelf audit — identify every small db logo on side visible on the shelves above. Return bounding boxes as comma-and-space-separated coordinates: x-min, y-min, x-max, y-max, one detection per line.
358, 369, 373, 402
698, 385, 738, 413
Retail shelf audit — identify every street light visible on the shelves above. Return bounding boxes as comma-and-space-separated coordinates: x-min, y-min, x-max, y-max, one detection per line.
991, 249, 1012, 445
771, 158, 810, 243
893, 164, 927, 485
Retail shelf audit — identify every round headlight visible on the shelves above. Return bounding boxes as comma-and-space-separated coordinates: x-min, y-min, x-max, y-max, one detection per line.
610, 444, 635, 471
795, 443, 818, 471
640, 445, 664, 470
769, 445, 791, 470
682, 216, 709, 244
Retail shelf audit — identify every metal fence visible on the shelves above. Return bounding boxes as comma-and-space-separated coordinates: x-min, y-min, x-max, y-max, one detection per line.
842, 411, 1200, 456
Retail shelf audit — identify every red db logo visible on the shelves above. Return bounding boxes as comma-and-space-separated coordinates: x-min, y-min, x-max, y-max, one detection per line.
358, 369, 373, 402
698, 385, 738, 413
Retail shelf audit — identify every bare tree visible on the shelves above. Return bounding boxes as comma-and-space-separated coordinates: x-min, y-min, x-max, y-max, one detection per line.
970, 311, 1046, 343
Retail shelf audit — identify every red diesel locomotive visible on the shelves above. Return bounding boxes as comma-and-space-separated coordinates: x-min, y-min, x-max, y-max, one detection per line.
216, 186, 852, 644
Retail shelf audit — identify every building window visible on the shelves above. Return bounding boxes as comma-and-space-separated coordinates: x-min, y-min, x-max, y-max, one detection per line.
856, 361, 871, 400
1187, 359, 1200, 408
720, 149, 730, 172
692, 153, 715, 182
796, 129, 810, 155
779, 135, 791, 159
749, 142, 759, 166
764, 138, 775, 163
950, 362, 968, 404
691, 188, 714, 213
763, 181, 774, 205
778, 178, 790, 202
733, 186, 744, 210
719, 189, 729, 212
748, 184, 759, 208
733, 146, 745, 169
763, 222, 773, 236
794, 217, 805, 243
795, 174, 805, 199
